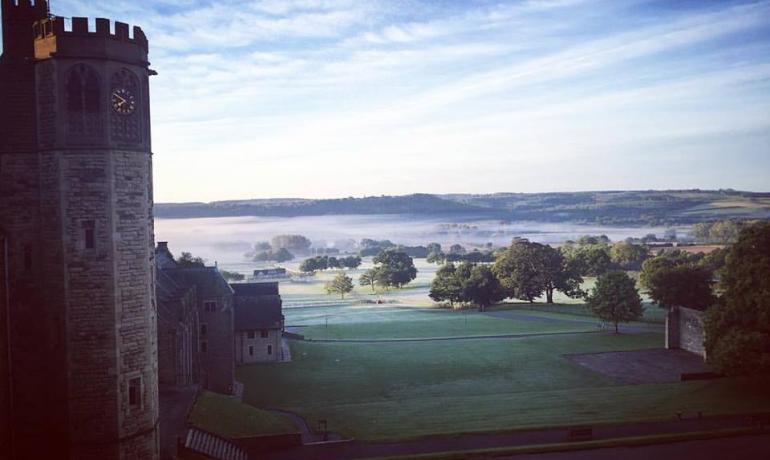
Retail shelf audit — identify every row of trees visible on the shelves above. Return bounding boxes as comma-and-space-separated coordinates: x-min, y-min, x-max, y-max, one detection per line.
300, 255, 362, 272
430, 240, 585, 308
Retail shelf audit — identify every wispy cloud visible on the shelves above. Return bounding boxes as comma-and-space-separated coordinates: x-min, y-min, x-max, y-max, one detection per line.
31, 0, 770, 200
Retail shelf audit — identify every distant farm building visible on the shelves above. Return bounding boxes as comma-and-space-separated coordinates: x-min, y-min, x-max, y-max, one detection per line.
252, 267, 290, 280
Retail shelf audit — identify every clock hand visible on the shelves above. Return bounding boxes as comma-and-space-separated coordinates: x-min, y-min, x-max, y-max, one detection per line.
114, 94, 127, 104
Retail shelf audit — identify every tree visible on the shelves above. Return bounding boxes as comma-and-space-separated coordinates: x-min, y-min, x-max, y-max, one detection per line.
359, 269, 380, 292
493, 240, 545, 302
325, 273, 354, 299
220, 270, 245, 282
705, 222, 770, 376
610, 242, 649, 270
340, 256, 362, 269
271, 234, 312, 254
273, 247, 295, 262
449, 244, 466, 255
586, 271, 644, 333
372, 249, 417, 289
177, 252, 205, 268
429, 263, 464, 307
462, 264, 505, 311
539, 245, 584, 303
562, 243, 613, 277
641, 263, 714, 310
426, 250, 446, 265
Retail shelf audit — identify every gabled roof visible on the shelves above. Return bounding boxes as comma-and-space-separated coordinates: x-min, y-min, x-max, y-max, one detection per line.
230, 282, 279, 297
233, 295, 283, 331
164, 267, 234, 300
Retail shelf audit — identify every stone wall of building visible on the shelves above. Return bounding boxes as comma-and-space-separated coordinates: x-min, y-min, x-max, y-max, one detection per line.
235, 329, 283, 363
666, 306, 707, 359
198, 297, 235, 394
0, 3, 160, 457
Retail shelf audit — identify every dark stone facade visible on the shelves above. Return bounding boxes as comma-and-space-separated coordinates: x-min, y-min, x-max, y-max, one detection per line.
0, 1, 159, 458
155, 243, 236, 395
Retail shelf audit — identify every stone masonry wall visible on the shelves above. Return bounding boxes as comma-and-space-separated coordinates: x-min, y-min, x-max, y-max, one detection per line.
666, 306, 706, 359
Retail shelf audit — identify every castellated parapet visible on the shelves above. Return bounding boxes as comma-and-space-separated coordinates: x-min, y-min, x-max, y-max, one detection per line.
34, 16, 149, 62
0, 0, 159, 458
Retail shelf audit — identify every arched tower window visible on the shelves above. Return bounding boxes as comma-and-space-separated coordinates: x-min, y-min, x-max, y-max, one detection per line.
65, 64, 103, 141
110, 68, 142, 143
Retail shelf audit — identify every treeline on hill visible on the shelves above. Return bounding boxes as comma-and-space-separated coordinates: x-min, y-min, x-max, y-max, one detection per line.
155, 190, 770, 225
359, 239, 496, 263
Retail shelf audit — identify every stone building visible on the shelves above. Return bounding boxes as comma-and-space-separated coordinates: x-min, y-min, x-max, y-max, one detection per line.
155, 243, 236, 394
0, 2, 159, 458
232, 283, 286, 364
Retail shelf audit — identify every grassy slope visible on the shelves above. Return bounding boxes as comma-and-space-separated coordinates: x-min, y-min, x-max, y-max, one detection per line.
188, 391, 298, 439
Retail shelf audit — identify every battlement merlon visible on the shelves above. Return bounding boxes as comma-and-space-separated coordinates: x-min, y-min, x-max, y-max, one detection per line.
1, 0, 48, 16
33, 16, 150, 67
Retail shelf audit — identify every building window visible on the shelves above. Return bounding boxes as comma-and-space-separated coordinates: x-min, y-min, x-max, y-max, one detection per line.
247, 330, 255, 339
260, 330, 268, 338
128, 377, 142, 407
200, 341, 208, 353
82, 220, 95, 249
204, 301, 217, 312
248, 346, 254, 356
267, 345, 272, 355
200, 324, 207, 336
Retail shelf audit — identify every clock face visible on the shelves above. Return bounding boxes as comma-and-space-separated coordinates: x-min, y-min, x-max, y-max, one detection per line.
111, 88, 136, 115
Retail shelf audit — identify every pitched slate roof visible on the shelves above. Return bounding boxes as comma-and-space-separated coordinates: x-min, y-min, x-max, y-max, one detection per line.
233, 295, 283, 331
230, 282, 279, 297
164, 267, 234, 300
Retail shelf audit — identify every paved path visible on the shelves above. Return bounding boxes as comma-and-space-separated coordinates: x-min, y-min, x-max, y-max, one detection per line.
300, 329, 604, 343
159, 384, 198, 460
260, 413, 769, 460
497, 433, 770, 460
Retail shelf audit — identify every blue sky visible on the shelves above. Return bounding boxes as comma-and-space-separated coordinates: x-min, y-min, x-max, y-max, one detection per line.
11, 0, 770, 201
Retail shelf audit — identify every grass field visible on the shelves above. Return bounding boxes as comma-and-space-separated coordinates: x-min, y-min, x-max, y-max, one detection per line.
188, 391, 298, 439
232, 258, 769, 442
238, 331, 770, 441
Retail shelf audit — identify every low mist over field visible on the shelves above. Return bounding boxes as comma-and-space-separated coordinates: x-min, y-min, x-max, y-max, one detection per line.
155, 214, 683, 268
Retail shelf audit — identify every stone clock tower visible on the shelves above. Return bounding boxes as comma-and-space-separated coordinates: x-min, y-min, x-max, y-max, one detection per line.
0, 1, 159, 459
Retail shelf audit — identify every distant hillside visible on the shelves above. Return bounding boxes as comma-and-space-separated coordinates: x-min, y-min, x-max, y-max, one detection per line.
155, 190, 770, 225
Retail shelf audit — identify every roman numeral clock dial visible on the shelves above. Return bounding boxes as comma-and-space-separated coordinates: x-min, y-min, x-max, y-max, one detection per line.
111, 87, 136, 115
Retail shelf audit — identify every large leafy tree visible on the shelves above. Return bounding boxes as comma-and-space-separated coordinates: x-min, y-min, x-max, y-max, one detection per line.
462, 264, 506, 311
493, 240, 583, 303
640, 253, 714, 310
586, 271, 644, 333
493, 240, 545, 302
429, 263, 465, 307
372, 249, 418, 289
539, 245, 584, 303
358, 268, 380, 292
705, 222, 770, 376
561, 243, 613, 277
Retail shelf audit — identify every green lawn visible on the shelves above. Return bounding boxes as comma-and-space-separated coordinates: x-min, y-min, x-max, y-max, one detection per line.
188, 391, 299, 439
236, 331, 770, 441
232, 260, 767, 442
295, 307, 599, 340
